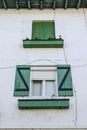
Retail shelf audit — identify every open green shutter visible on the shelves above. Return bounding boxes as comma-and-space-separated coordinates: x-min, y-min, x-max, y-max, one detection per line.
57, 64, 73, 96
14, 65, 30, 97
32, 21, 55, 40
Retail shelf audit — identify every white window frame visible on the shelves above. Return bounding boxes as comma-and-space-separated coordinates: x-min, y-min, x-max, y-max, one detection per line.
29, 66, 58, 98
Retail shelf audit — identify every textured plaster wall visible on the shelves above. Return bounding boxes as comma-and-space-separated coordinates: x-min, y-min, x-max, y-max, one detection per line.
0, 9, 87, 128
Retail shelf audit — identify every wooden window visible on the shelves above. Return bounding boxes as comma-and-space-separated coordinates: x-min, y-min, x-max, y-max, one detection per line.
23, 20, 64, 48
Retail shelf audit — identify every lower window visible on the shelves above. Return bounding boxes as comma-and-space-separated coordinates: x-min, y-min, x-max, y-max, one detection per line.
14, 65, 73, 97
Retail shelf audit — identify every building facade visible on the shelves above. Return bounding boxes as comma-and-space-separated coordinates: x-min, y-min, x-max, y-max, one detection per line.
0, 0, 87, 128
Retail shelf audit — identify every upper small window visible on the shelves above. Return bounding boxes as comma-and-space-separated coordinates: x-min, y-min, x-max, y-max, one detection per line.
32, 21, 55, 40
23, 20, 64, 48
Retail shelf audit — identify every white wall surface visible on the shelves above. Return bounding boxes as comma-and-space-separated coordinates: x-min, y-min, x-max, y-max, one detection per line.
0, 9, 87, 128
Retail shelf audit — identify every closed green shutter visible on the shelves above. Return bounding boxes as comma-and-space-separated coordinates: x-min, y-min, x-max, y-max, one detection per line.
14, 65, 30, 97
32, 21, 55, 40
57, 64, 73, 96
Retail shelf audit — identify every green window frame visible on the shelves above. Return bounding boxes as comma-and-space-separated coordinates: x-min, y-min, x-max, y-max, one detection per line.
14, 65, 30, 97
32, 21, 55, 40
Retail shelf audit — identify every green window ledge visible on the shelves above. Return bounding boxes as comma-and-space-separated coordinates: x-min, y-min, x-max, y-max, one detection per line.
18, 99, 69, 109
23, 39, 64, 48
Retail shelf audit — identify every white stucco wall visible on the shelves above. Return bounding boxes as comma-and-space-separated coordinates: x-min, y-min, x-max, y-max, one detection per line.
0, 9, 87, 128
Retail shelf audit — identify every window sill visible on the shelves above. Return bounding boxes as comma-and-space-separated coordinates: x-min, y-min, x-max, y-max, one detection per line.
23, 39, 64, 48
18, 98, 69, 109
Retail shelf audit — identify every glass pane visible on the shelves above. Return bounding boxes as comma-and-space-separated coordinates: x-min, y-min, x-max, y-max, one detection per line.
46, 81, 55, 96
32, 81, 42, 96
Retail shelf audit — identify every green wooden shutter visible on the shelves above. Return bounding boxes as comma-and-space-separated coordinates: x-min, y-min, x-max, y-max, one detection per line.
32, 21, 55, 40
18, 99, 69, 109
14, 65, 30, 97
57, 64, 73, 96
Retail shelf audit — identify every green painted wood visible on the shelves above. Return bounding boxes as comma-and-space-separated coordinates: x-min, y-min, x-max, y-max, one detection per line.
23, 39, 64, 48
32, 21, 55, 40
14, 65, 30, 97
57, 64, 73, 96
18, 99, 69, 109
